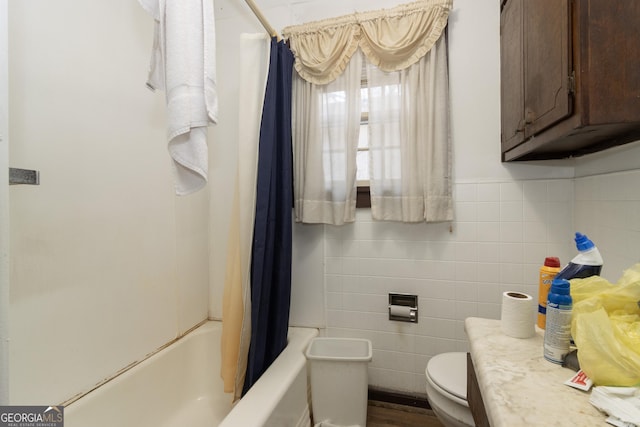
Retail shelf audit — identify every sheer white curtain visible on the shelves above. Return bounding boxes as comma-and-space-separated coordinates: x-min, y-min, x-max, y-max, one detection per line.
291, 52, 363, 225
366, 35, 451, 222
284, 0, 453, 225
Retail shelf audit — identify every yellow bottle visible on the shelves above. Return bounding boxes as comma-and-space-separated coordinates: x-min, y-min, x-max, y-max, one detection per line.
537, 256, 561, 329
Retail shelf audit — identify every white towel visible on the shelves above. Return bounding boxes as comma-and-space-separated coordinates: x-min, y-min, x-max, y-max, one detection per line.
139, 0, 218, 195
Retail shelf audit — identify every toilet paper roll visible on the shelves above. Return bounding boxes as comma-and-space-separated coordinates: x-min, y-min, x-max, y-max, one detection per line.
500, 291, 535, 339
389, 305, 413, 318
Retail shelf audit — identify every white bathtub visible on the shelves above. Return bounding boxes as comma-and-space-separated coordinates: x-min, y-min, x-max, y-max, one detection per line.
64, 321, 318, 427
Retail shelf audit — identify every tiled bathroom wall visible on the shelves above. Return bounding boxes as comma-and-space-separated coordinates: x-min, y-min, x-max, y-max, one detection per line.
575, 169, 640, 282
325, 178, 575, 394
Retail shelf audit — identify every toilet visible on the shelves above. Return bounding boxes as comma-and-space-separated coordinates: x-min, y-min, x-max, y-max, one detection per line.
425, 352, 475, 427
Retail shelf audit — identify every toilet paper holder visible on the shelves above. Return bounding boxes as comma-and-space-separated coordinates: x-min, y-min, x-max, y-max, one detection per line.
388, 293, 418, 323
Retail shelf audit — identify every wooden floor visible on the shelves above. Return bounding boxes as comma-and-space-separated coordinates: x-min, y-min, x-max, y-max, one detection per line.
366, 400, 445, 427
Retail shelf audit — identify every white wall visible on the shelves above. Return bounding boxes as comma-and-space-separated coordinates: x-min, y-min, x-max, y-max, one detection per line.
8, 1, 209, 404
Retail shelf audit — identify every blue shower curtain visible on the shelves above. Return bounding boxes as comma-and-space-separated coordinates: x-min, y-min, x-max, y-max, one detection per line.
242, 37, 294, 395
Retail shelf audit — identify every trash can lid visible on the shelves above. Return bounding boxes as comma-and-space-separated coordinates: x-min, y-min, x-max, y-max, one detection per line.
305, 337, 372, 361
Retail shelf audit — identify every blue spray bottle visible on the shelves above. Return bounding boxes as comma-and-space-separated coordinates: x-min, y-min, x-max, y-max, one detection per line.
544, 278, 573, 364
555, 232, 603, 280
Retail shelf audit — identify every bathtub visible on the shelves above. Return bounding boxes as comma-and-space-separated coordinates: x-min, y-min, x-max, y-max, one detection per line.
64, 321, 318, 427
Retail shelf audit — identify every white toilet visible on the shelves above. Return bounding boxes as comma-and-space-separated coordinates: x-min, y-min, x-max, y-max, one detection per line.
425, 352, 475, 427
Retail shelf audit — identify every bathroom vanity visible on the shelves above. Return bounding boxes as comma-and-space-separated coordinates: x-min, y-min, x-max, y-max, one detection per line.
464, 317, 607, 426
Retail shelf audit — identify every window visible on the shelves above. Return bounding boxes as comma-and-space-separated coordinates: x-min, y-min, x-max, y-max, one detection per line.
285, 1, 453, 224
356, 64, 403, 208
357, 67, 371, 207
356, 59, 373, 187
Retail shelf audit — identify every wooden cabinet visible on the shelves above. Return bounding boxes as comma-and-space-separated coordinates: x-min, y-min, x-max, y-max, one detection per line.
501, 0, 640, 161
466, 353, 490, 427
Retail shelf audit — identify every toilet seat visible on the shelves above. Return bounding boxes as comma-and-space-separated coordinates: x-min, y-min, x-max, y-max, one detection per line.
426, 352, 468, 406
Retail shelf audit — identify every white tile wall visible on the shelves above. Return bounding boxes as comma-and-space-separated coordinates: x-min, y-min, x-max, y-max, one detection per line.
575, 170, 640, 282
324, 179, 576, 395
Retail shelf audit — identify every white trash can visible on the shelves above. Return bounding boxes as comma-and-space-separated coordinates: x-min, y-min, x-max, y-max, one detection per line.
306, 337, 373, 427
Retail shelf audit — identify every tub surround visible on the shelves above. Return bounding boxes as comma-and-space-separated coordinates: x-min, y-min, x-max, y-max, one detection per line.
464, 317, 605, 426
65, 321, 318, 427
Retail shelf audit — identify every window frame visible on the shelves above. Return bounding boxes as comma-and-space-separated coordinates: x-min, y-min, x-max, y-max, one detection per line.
356, 65, 371, 208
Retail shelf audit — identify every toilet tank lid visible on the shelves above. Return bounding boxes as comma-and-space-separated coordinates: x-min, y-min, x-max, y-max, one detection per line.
426, 352, 467, 401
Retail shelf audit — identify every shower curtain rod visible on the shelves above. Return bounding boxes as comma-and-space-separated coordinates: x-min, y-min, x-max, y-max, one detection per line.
244, 0, 282, 41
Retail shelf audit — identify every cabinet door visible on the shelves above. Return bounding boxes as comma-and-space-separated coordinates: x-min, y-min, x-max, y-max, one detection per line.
523, 0, 572, 138
500, 0, 525, 152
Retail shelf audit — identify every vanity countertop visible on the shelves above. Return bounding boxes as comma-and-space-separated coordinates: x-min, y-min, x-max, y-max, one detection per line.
465, 317, 607, 426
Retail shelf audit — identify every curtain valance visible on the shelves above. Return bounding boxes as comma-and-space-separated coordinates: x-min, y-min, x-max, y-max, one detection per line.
282, 0, 452, 85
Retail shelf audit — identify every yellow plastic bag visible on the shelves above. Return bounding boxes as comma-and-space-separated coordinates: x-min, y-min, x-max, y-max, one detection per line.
570, 264, 640, 386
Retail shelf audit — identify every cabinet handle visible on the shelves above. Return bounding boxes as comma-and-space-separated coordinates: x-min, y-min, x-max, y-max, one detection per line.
516, 111, 535, 132
525, 109, 535, 125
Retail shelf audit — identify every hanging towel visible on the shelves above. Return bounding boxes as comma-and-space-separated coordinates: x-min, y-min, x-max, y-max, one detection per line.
139, 0, 218, 195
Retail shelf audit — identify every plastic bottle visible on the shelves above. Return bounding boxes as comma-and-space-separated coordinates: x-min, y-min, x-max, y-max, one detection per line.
555, 232, 603, 280
537, 256, 561, 329
543, 278, 573, 364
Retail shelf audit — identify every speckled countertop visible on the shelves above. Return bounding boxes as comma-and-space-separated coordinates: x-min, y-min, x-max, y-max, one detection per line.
465, 317, 607, 426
